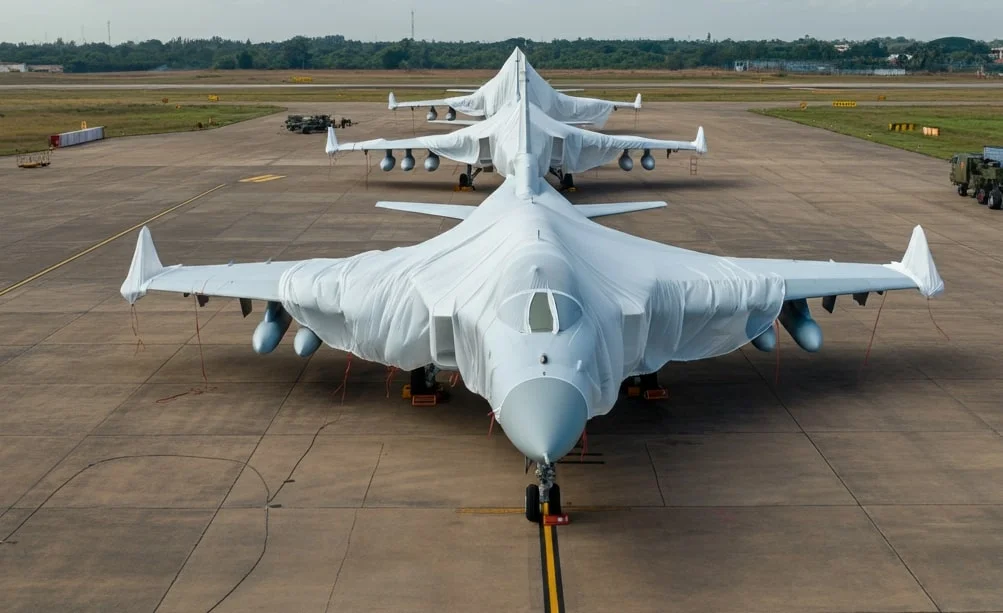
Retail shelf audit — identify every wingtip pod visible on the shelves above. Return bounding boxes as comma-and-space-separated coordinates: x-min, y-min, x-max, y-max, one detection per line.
694, 126, 707, 154
325, 126, 338, 156
388, 92, 398, 110
886, 225, 945, 297
120, 226, 164, 304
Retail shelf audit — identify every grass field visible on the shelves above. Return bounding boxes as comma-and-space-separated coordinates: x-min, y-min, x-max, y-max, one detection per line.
0, 102, 281, 156
4, 82, 1002, 158
3, 86, 1003, 106
754, 105, 1003, 159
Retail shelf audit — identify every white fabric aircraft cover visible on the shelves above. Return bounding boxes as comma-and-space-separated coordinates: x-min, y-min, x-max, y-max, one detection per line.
338, 100, 703, 178
121, 178, 939, 420
885, 225, 945, 297
123, 64, 936, 422
396, 48, 620, 128
276, 179, 785, 417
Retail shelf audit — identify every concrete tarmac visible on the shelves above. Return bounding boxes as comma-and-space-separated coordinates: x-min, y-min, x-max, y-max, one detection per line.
0, 102, 1001, 613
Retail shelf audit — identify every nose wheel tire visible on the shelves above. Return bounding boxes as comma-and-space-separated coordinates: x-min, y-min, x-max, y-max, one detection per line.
525, 484, 541, 523
525, 482, 562, 523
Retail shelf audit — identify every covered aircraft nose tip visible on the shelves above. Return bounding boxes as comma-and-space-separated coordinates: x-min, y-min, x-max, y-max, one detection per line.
499, 377, 588, 463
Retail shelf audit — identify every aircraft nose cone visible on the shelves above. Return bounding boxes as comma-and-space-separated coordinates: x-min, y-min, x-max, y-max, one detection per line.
499, 377, 588, 463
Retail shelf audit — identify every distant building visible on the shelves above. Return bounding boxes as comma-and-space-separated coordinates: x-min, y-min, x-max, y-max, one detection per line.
28, 64, 64, 73
834, 44, 851, 53
0, 62, 27, 73
992, 47, 1003, 63
887, 54, 913, 65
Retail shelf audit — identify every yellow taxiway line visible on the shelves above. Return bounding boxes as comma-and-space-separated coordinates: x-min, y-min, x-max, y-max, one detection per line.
0, 183, 226, 298
540, 502, 565, 613
238, 174, 285, 183
454, 503, 568, 611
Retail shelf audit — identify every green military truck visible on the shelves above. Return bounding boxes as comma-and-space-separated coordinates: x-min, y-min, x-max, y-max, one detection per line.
951, 146, 1003, 209
284, 114, 332, 134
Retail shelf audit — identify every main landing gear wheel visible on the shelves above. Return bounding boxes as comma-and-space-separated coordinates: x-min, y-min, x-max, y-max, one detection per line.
456, 163, 481, 191
958, 183, 968, 197
976, 188, 988, 205
525, 485, 541, 523
560, 173, 575, 191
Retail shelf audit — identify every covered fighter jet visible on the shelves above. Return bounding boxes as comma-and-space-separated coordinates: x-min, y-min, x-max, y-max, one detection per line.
329, 95, 705, 190
387, 47, 641, 128
122, 73, 943, 523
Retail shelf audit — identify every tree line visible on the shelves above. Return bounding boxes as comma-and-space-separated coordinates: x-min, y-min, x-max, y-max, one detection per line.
1, 35, 999, 73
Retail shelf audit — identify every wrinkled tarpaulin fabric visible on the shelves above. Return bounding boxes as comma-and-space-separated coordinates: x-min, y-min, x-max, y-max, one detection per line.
338, 100, 689, 178
279, 179, 786, 418
419, 48, 618, 127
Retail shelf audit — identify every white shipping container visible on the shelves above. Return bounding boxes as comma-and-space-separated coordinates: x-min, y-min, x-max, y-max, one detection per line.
57, 127, 104, 147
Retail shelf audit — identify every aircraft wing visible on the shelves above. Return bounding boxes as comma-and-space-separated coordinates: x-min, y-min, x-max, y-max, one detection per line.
326, 126, 485, 168
333, 134, 442, 153
388, 92, 486, 117
428, 119, 481, 126
120, 227, 300, 304
728, 226, 944, 302
427, 118, 592, 127
121, 226, 435, 368
599, 126, 708, 155
376, 200, 667, 220
600, 92, 643, 111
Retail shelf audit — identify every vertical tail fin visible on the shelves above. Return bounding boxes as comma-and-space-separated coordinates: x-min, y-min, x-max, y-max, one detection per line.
514, 55, 538, 199
121, 226, 165, 304
693, 127, 707, 154
325, 127, 338, 155
517, 53, 531, 157
388, 92, 398, 110
634, 93, 642, 110
885, 225, 944, 297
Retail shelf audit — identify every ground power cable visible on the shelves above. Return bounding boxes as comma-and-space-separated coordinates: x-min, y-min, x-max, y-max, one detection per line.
0, 454, 273, 613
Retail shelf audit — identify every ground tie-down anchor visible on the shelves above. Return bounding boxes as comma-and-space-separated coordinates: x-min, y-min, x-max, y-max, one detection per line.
403, 364, 449, 406
622, 372, 667, 400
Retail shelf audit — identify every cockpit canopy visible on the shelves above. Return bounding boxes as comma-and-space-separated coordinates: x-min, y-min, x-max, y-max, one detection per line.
497, 289, 583, 334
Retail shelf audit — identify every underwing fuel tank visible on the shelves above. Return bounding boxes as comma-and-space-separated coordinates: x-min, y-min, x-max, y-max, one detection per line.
401, 149, 415, 172
252, 301, 292, 354
293, 327, 322, 357
751, 324, 777, 352
380, 150, 396, 172
778, 299, 823, 352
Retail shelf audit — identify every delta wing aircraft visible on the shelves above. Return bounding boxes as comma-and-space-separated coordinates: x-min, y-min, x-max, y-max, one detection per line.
122, 65, 942, 523
387, 47, 641, 128
328, 97, 705, 191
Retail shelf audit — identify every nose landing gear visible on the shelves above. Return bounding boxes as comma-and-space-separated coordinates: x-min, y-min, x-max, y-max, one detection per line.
525, 461, 562, 523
